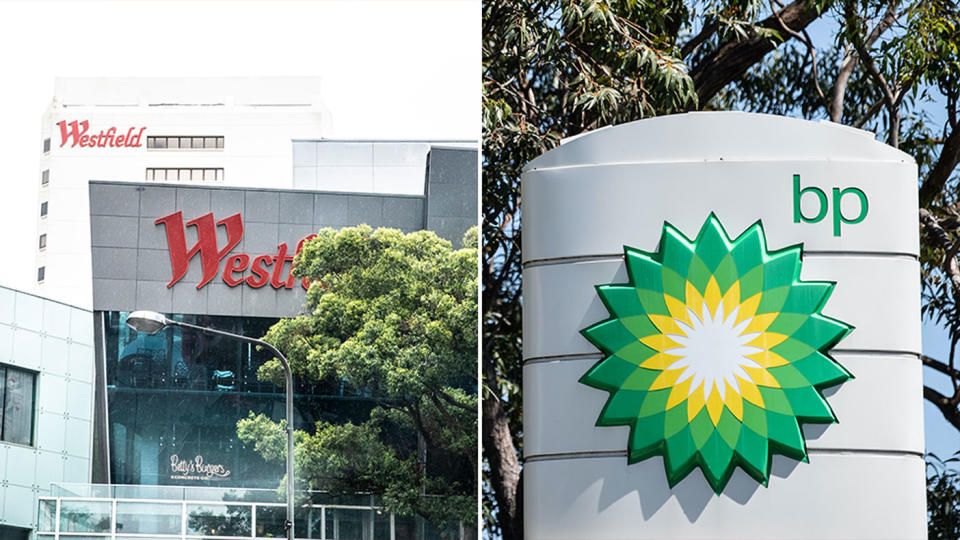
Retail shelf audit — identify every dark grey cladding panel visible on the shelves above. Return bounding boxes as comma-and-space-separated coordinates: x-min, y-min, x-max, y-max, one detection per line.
138, 217, 168, 250
205, 283, 243, 316
139, 186, 176, 217
383, 197, 425, 232
245, 191, 280, 223
279, 192, 314, 224
89, 183, 140, 216
243, 222, 280, 254
172, 283, 208, 315
136, 281, 172, 313
92, 279, 136, 312
347, 195, 383, 228
91, 247, 137, 280
89, 180, 471, 317
176, 188, 212, 217
426, 147, 478, 244
314, 194, 349, 225
137, 249, 173, 282
210, 189, 245, 217
91, 216, 139, 248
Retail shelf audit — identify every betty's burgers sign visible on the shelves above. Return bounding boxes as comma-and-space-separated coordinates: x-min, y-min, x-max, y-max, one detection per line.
155, 211, 316, 291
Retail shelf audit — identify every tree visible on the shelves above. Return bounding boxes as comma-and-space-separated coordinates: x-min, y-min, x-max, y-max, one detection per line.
483, 0, 960, 537
927, 453, 960, 540
238, 225, 478, 534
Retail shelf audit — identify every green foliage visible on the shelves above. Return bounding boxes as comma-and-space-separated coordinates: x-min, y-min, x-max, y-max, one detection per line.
483, 1, 783, 537
927, 453, 960, 540
485, 0, 960, 537
238, 226, 478, 530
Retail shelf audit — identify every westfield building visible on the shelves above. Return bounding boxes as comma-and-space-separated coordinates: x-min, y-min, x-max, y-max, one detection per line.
32, 78, 477, 540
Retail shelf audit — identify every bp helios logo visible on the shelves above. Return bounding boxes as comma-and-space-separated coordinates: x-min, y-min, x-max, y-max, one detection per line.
580, 214, 853, 494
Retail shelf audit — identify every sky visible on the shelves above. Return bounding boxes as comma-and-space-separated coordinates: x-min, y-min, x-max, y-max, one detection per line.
0, 0, 478, 290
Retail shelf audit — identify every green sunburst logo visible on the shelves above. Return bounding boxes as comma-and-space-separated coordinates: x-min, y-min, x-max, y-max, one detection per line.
580, 214, 853, 494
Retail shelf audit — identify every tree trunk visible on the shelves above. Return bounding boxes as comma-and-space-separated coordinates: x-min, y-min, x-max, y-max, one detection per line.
691, 0, 827, 105
482, 357, 523, 539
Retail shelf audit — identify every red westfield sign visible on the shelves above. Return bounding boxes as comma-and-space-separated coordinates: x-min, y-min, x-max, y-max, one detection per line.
56, 120, 146, 148
155, 211, 315, 290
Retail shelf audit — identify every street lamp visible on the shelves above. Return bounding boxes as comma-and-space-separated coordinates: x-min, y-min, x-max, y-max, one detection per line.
126, 310, 296, 540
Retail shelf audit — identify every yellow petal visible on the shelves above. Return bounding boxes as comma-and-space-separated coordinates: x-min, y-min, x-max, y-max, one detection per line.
664, 295, 691, 326
649, 368, 685, 391
745, 349, 789, 368
638, 334, 681, 352
736, 293, 762, 325
743, 312, 779, 334
724, 381, 743, 421
743, 365, 781, 388
736, 375, 765, 408
666, 376, 692, 409
687, 381, 706, 421
721, 280, 740, 319
639, 352, 683, 370
648, 313, 685, 336
685, 281, 704, 319
703, 277, 722, 317
745, 332, 788, 350
706, 384, 723, 425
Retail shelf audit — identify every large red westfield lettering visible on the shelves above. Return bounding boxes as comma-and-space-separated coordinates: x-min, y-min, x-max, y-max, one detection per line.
155, 211, 315, 290
57, 120, 146, 148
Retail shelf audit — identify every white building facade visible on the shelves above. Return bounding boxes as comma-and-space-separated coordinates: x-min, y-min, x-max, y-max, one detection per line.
37, 78, 329, 308
35, 77, 473, 309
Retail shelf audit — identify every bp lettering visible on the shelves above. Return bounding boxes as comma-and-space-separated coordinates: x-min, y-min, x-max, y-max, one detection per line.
792, 174, 868, 237
155, 211, 316, 290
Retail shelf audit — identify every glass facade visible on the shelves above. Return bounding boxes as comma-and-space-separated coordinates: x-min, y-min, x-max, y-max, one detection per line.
101, 311, 377, 489
38, 485, 462, 540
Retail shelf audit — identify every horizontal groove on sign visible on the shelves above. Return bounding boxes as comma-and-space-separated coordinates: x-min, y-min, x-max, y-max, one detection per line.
523, 250, 919, 268
522, 350, 920, 365
524, 448, 924, 463
524, 158, 914, 173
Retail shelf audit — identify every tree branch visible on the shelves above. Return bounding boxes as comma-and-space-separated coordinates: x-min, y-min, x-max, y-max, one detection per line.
830, 4, 897, 122
920, 126, 960, 207
769, 0, 825, 105
690, 0, 827, 105
680, 20, 717, 58
852, 96, 885, 129
482, 352, 522, 540
925, 385, 960, 432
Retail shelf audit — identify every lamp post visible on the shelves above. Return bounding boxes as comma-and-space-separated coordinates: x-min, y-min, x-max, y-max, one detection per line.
125, 310, 296, 540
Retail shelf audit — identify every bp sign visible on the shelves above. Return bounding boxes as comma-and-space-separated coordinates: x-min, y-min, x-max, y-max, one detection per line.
522, 112, 925, 539
581, 215, 853, 494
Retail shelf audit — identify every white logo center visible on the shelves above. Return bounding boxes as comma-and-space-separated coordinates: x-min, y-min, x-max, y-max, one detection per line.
664, 300, 763, 400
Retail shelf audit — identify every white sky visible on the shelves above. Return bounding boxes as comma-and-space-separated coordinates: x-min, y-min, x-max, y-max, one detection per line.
0, 0, 478, 290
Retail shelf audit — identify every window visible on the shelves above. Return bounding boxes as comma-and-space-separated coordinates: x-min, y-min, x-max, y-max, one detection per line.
147, 136, 223, 150
145, 168, 224, 182
40, 201, 48, 217
0, 365, 37, 445
37, 267, 45, 283
41, 169, 49, 186
38, 234, 46, 250
42, 138, 50, 153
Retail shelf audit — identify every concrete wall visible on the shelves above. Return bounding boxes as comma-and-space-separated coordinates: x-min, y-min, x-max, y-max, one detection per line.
0, 287, 93, 531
